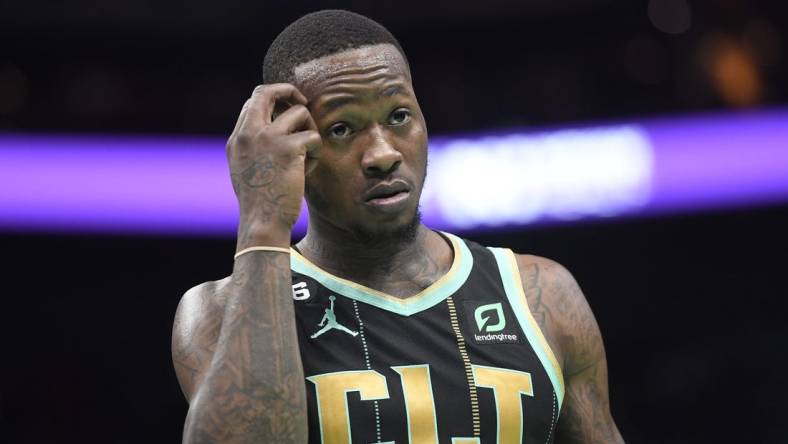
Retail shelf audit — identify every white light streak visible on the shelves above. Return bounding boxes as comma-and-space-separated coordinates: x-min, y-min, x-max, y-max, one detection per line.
424, 126, 654, 228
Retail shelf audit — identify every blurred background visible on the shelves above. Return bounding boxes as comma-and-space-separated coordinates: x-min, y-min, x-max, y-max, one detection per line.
2, 0, 787, 442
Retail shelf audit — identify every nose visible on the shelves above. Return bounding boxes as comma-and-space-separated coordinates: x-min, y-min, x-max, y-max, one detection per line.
361, 125, 402, 177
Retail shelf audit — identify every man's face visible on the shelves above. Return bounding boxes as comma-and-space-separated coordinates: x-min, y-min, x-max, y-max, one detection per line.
294, 44, 428, 241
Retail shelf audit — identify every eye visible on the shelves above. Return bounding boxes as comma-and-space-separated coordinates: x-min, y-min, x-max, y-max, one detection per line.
388, 108, 411, 126
328, 122, 353, 139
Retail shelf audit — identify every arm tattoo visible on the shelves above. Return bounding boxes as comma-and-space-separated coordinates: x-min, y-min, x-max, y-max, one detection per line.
516, 256, 623, 443
547, 265, 623, 443
182, 253, 307, 444
522, 263, 550, 329
172, 286, 223, 399
557, 361, 621, 443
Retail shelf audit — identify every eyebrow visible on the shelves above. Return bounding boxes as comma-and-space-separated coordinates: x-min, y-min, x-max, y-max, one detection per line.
320, 96, 359, 115
381, 84, 403, 97
318, 84, 408, 116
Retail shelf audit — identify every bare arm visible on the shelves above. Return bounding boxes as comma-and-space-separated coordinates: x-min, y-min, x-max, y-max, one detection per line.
174, 254, 305, 443
172, 84, 321, 443
516, 255, 624, 444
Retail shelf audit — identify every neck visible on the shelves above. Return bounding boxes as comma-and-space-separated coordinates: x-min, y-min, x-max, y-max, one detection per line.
296, 215, 452, 298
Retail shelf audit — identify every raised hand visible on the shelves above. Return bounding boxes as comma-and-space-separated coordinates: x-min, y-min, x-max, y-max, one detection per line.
227, 83, 322, 249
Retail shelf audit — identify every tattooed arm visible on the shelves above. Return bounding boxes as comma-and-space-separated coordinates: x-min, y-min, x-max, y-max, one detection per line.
515, 255, 624, 444
172, 84, 321, 443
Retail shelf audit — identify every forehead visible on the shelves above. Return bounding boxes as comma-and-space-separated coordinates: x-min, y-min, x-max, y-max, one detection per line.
293, 44, 411, 100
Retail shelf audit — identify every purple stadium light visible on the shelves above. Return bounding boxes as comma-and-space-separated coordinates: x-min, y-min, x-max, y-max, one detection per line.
1, 108, 787, 236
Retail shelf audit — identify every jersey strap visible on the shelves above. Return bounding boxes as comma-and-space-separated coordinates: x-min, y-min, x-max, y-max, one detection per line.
290, 232, 473, 317
487, 247, 565, 410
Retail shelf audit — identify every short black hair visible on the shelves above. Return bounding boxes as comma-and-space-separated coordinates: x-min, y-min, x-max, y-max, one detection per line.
263, 9, 408, 84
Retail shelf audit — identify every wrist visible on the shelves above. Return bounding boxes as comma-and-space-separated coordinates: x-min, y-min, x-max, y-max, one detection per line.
236, 222, 292, 251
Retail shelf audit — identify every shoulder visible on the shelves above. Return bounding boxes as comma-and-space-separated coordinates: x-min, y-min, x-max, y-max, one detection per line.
511, 252, 623, 441
511, 253, 603, 376
171, 277, 231, 400
173, 278, 231, 340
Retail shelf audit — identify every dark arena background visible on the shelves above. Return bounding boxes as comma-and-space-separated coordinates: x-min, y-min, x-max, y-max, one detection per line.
2, 1, 787, 443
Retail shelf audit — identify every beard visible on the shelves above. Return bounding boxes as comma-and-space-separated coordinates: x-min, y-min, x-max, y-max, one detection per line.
348, 207, 422, 248
305, 156, 428, 248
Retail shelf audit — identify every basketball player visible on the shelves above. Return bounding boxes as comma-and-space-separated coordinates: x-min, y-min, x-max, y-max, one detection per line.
172, 10, 623, 444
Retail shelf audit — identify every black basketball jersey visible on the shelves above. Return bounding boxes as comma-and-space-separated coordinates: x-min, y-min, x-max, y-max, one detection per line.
289, 232, 565, 444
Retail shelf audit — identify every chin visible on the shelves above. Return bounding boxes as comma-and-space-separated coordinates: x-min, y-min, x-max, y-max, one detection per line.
351, 208, 422, 246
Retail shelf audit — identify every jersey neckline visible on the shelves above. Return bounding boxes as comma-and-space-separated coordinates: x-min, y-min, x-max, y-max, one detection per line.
289, 231, 474, 317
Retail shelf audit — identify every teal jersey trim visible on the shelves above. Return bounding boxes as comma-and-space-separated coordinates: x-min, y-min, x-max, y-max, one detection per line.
291, 232, 474, 317
488, 247, 565, 411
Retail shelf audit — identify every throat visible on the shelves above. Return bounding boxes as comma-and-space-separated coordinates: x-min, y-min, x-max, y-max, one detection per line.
296, 227, 453, 299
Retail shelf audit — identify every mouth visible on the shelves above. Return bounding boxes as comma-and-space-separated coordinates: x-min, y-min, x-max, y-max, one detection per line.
363, 180, 412, 212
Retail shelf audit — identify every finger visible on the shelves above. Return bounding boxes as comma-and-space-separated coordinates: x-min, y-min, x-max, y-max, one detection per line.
242, 83, 308, 129
271, 104, 318, 134
231, 98, 253, 135
286, 131, 322, 174
227, 98, 253, 157
261, 84, 308, 124
305, 155, 320, 176
286, 130, 322, 157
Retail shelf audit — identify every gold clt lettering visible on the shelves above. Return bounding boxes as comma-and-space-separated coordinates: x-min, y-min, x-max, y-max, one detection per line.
306, 364, 536, 444
392, 365, 439, 444
306, 370, 389, 444
472, 365, 534, 444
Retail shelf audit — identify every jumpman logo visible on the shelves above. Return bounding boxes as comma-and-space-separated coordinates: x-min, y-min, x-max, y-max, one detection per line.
310, 295, 359, 339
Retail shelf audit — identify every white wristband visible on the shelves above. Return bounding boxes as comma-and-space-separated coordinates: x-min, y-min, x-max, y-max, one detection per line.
234, 246, 291, 259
